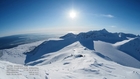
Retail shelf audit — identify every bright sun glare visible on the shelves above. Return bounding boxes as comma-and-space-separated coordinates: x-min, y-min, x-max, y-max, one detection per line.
69, 11, 76, 19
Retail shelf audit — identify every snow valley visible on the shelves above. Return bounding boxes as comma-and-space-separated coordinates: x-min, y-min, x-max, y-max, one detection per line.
0, 29, 140, 79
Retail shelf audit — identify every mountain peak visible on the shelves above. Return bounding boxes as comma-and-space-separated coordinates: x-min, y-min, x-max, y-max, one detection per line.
99, 28, 109, 33
60, 33, 76, 39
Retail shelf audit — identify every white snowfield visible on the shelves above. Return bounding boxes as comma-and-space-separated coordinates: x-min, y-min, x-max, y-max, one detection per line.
0, 40, 45, 64
0, 29, 140, 79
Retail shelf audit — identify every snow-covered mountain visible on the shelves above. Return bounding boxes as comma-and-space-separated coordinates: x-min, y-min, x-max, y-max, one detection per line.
114, 37, 140, 61
0, 29, 140, 79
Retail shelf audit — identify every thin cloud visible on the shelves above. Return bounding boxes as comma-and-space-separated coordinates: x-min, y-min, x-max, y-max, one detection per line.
91, 14, 114, 18
111, 26, 116, 28
101, 14, 114, 18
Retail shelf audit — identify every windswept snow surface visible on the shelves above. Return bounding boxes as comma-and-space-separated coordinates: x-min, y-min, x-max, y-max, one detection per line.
0, 41, 140, 79
0, 29, 140, 79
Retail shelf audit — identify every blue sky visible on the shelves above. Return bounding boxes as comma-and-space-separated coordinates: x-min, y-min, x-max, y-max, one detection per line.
0, 0, 140, 37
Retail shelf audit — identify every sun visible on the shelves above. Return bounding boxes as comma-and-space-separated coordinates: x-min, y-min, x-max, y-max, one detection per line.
69, 10, 76, 19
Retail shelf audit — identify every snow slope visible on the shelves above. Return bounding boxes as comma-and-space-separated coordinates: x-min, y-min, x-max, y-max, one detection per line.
0, 41, 140, 79
115, 37, 140, 61
94, 40, 140, 68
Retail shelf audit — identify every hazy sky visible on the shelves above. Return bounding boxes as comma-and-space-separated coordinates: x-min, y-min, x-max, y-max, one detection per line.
0, 0, 140, 37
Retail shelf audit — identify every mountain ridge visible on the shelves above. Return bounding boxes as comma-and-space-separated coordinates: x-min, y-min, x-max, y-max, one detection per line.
24, 29, 140, 67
